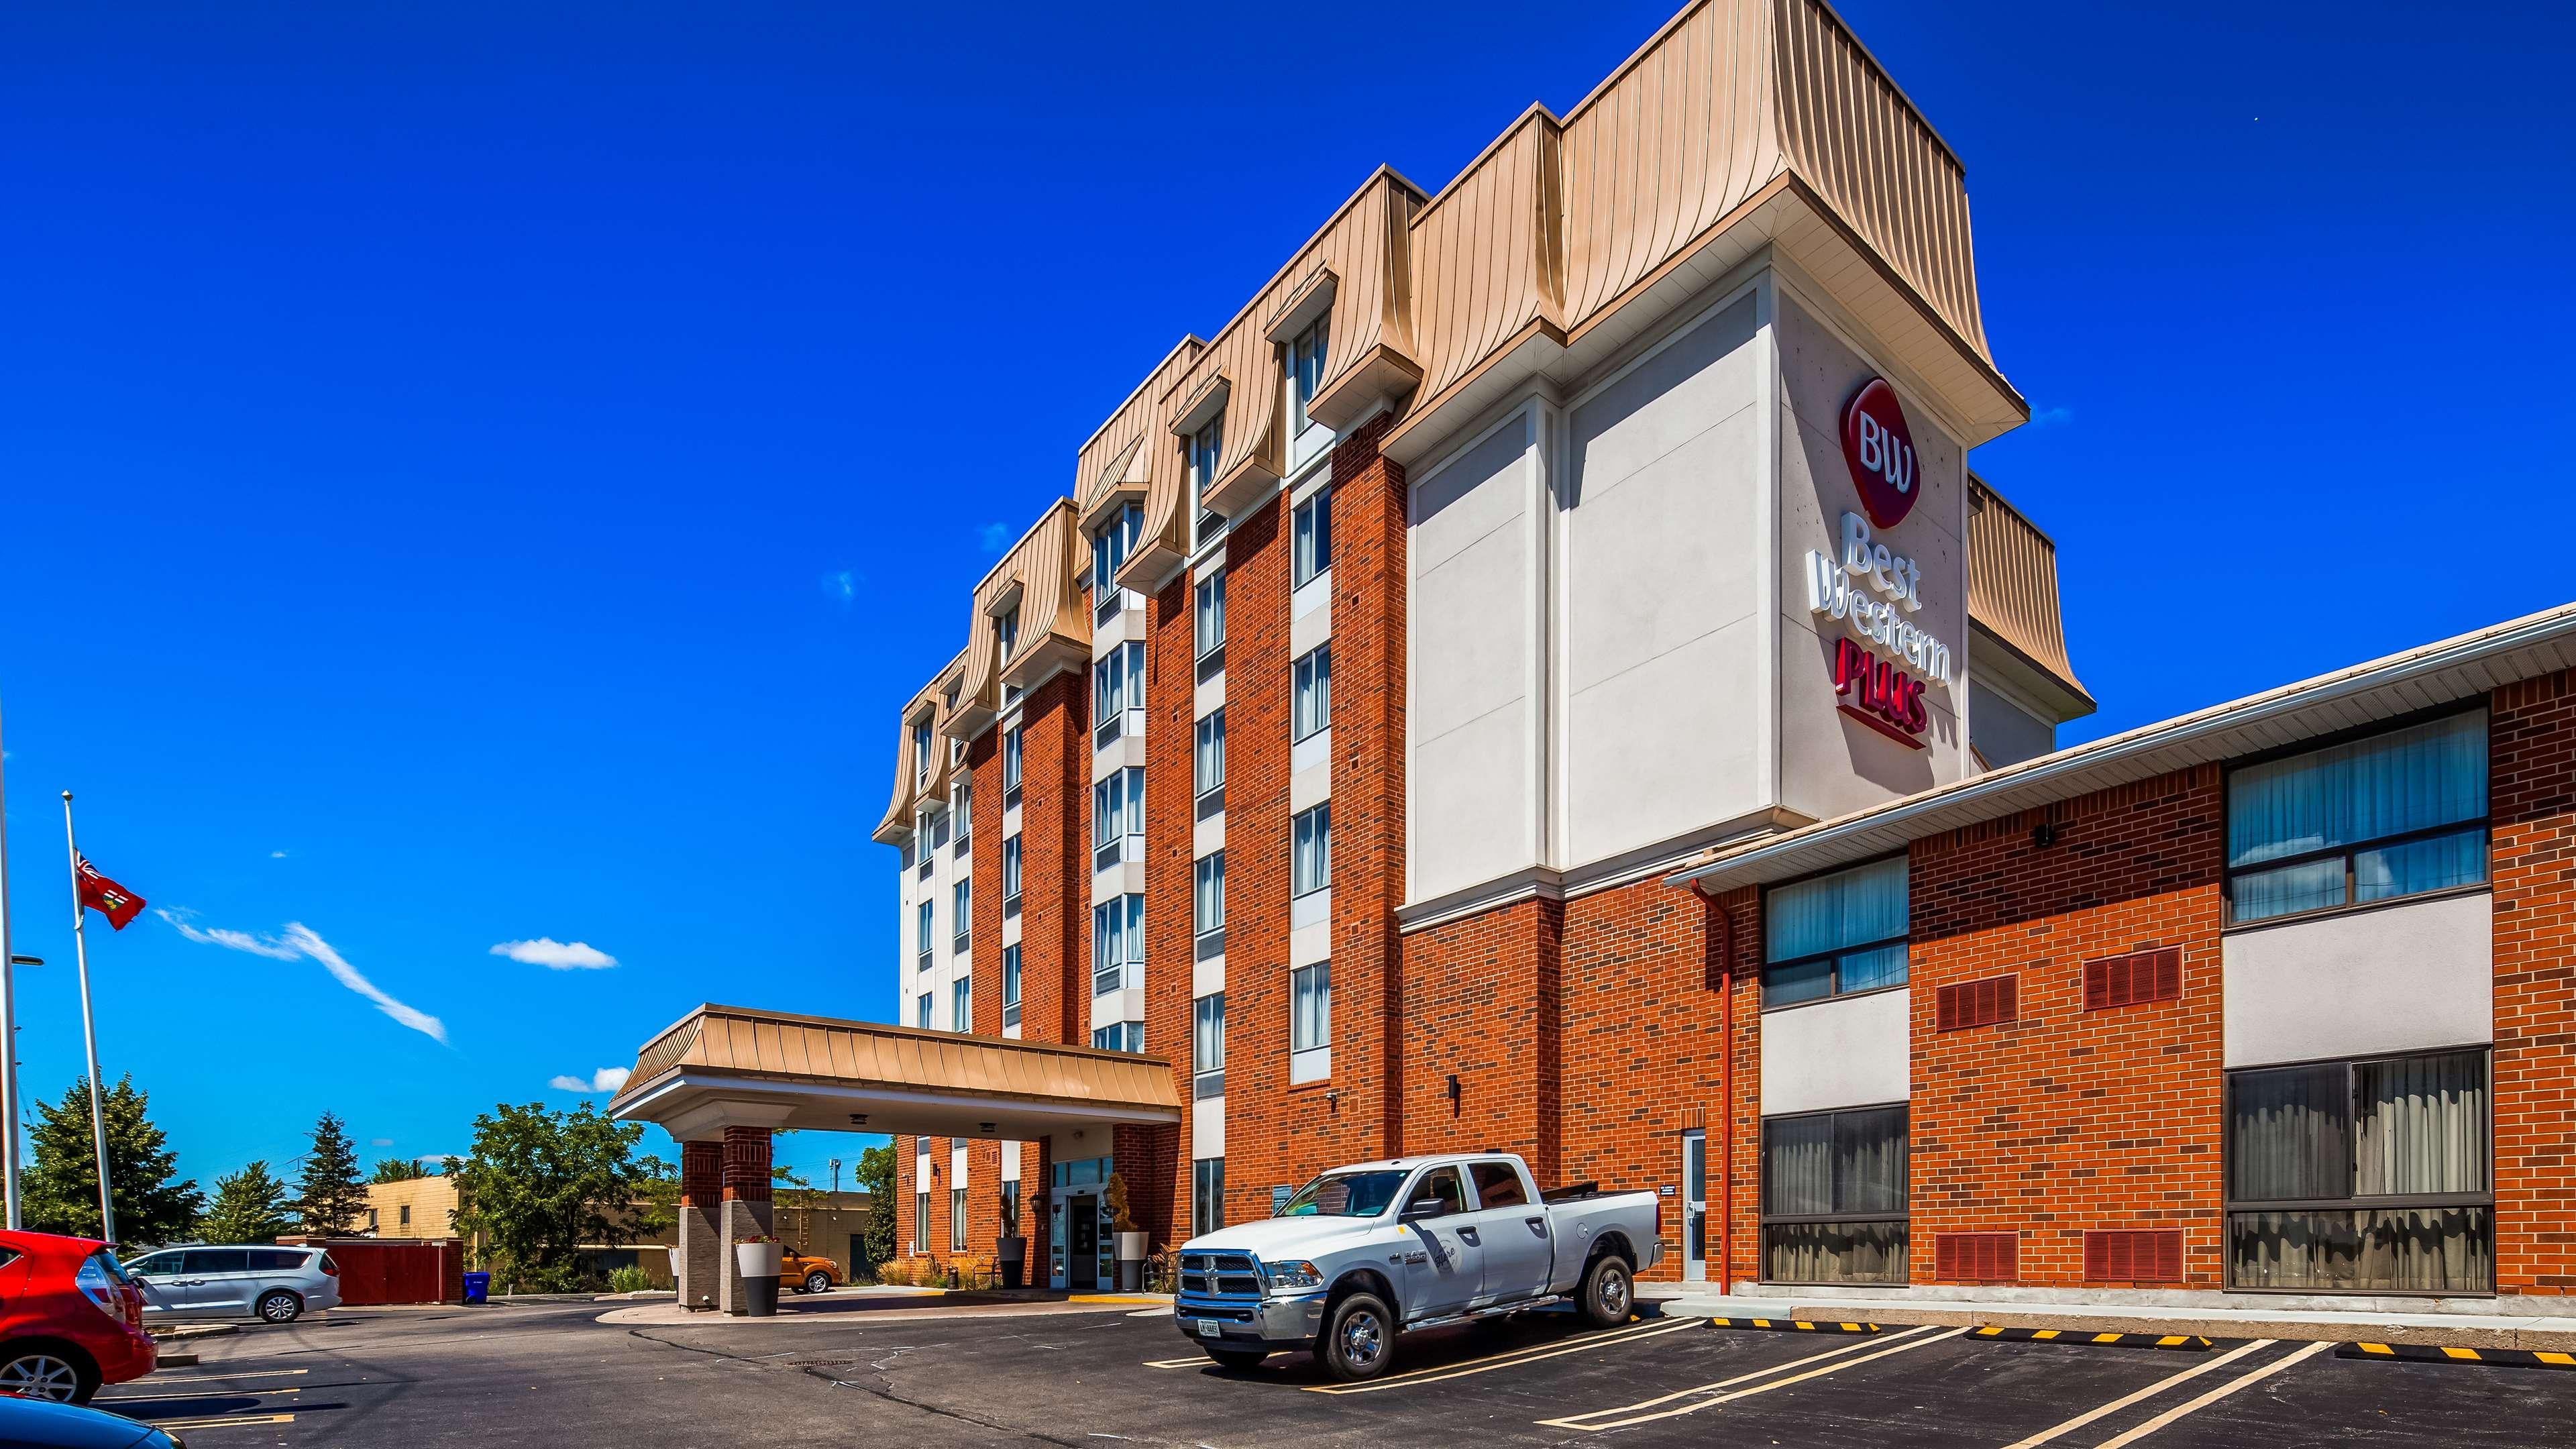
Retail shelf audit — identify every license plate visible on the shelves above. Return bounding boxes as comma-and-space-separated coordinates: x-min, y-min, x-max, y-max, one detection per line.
1195, 1318, 1222, 1338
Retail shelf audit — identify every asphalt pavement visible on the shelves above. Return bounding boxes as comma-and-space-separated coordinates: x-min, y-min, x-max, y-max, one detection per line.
85, 1295, 2576, 1446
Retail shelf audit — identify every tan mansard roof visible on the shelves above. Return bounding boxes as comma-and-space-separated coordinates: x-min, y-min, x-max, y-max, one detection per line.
1967, 476, 2092, 719
873, 651, 967, 845
608, 1004, 1183, 1142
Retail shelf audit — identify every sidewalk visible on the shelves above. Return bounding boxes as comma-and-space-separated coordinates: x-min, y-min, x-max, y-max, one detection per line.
1639, 1287, 2576, 1350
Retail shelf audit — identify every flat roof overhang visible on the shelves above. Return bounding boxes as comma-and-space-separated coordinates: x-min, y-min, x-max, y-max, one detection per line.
607, 1004, 1182, 1143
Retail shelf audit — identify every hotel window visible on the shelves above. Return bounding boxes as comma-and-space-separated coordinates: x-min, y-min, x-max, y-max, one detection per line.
399, 1204, 411, 1228
1189, 415, 1226, 545
953, 784, 971, 855
1093, 501, 1143, 622
914, 1192, 929, 1254
2226, 711, 2488, 925
951, 975, 971, 1034
1195, 572, 1226, 660
1291, 962, 1330, 1077
1002, 944, 1022, 1028
1195, 710, 1226, 804
1092, 646, 1128, 745
1293, 804, 1332, 897
1092, 766, 1144, 869
915, 901, 933, 975
1193, 992, 1225, 1099
996, 606, 1019, 672
1002, 837, 1022, 912
915, 992, 932, 1030
951, 879, 971, 952
1194, 852, 1226, 943
1092, 893, 1143, 995
1193, 1157, 1226, 1238
1761, 1105, 1909, 1285
1293, 486, 1334, 587
1002, 725, 1024, 807
1288, 313, 1332, 462
1762, 857, 1907, 1008
912, 720, 932, 785
1092, 1020, 1144, 1053
2226, 1048, 2489, 1293
1293, 645, 1332, 741
951, 1187, 969, 1252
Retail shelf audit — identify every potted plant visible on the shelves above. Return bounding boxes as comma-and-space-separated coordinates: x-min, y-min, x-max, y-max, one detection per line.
996, 1187, 1028, 1291
1106, 1173, 1148, 1291
734, 1235, 783, 1316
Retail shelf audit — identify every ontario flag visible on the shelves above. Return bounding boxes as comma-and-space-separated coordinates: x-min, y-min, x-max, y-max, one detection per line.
76, 855, 146, 931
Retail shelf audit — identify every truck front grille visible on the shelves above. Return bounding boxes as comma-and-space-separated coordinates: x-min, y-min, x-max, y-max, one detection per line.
1177, 1251, 1264, 1301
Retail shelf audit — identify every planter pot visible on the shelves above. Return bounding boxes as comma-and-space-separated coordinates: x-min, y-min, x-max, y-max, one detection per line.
1001, 1259, 1024, 1290
1116, 1232, 1148, 1262
996, 1235, 1028, 1263
735, 1242, 783, 1278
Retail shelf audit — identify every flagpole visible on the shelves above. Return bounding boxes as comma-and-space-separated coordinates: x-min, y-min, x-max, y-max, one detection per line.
62, 792, 114, 1245
0, 693, 18, 1229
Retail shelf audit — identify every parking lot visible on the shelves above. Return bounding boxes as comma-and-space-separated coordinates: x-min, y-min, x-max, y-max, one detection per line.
92, 1296, 2576, 1446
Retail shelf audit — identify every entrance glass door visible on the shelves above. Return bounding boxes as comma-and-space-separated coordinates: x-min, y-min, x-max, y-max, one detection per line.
1681, 1130, 1709, 1283
1069, 1193, 1099, 1289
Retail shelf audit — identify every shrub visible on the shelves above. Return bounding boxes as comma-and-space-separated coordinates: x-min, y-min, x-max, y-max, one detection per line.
606, 1265, 652, 1293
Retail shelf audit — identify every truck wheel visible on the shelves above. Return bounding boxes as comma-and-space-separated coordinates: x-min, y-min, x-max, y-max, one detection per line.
1316, 1291, 1395, 1381
1577, 1254, 1633, 1328
1201, 1346, 1268, 1371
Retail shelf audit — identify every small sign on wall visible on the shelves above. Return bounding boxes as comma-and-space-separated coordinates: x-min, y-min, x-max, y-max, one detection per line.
1659, 1184, 1677, 1197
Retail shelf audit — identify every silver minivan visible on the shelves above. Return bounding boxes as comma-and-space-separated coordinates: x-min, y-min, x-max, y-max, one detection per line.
121, 1245, 343, 1324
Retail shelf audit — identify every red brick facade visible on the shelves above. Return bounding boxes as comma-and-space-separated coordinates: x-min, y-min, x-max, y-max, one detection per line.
2489, 673, 2576, 1295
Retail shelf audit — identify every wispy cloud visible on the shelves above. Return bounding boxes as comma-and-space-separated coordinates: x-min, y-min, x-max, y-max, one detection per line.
490, 937, 617, 970
270, 851, 289, 859
369, 1138, 394, 1148
822, 568, 865, 606
549, 1066, 630, 1095
977, 521, 1011, 551
158, 911, 447, 1044
2027, 405, 2074, 428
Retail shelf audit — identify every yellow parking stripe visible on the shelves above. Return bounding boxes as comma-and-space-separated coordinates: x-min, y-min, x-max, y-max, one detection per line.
1540, 1326, 1966, 1430
1998, 1340, 2277, 1449
2539, 1352, 2575, 1366
144, 1368, 310, 1383
2440, 1346, 2481, 1360
1307, 1317, 1702, 1394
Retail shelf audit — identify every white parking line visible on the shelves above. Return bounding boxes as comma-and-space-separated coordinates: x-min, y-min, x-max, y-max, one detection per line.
2089, 1340, 2332, 1448
1540, 1324, 1965, 1430
1308, 1316, 1705, 1395
142, 1368, 311, 1382
141, 1413, 296, 1432
103, 1386, 303, 1404
1998, 1340, 2277, 1448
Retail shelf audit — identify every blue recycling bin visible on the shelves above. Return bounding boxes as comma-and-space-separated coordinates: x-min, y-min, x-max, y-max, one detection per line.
461, 1271, 491, 1305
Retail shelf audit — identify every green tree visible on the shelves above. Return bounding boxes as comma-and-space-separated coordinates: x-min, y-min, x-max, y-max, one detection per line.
856, 1143, 896, 1273
371, 1157, 430, 1184
292, 1112, 369, 1234
448, 1102, 661, 1293
200, 1161, 293, 1244
23, 1075, 204, 1245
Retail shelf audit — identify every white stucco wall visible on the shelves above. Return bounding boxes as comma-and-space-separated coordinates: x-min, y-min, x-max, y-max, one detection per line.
2222, 891, 2493, 1068
1562, 290, 1766, 869
1772, 286, 1971, 822
1759, 988, 1911, 1116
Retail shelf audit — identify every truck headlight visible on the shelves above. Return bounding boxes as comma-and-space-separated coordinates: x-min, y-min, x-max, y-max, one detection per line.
1266, 1260, 1324, 1292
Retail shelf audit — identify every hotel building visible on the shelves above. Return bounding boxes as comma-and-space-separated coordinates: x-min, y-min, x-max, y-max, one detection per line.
867, 0, 2576, 1311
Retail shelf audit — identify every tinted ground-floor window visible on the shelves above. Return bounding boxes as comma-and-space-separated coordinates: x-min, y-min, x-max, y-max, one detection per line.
1193, 1157, 1224, 1238
2227, 1047, 2490, 1293
1762, 1105, 1907, 1284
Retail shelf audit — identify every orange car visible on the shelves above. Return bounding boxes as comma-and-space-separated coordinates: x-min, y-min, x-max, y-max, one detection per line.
780, 1251, 841, 1295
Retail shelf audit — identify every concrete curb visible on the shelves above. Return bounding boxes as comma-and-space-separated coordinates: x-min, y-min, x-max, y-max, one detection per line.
1968, 1326, 2213, 1352
2341, 1341, 2576, 1371
1828, 1305, 2576, 1352
150, 1324, 239, 1342
1704, 1317, 1882, 1335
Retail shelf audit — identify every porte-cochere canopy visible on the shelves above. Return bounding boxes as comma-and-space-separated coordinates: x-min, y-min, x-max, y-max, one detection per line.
606, 1004, 1183, 1142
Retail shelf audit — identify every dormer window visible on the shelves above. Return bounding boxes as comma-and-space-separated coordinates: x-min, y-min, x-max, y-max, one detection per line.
1092, 501, 1144, 621
1189, 415, 1226, 548
912, 720, 932, 785
996, 607, 1019, 669
1289, 315, 1332, 468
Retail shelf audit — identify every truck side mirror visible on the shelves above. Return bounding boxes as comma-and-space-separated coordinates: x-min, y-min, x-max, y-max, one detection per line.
1402, 1197, 1446, 1220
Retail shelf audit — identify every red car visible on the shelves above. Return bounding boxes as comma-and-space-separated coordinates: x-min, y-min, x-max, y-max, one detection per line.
0, 1231, 156, 1404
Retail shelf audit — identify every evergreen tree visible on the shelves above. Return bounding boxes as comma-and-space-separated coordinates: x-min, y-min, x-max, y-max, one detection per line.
23, 1075, 203, 1244
856, 1143, 896, 1272
292, 1112, 369, 1234
200, 1161, 293, 1244
370, 1157, 430, 1184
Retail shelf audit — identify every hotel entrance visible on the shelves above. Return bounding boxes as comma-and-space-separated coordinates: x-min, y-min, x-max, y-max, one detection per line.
1045, 1151, 1118, 1291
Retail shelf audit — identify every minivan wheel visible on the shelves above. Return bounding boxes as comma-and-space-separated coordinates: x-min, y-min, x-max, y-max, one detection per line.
0, 1345, 99, 1403
804, 1271, 832, 1295
1577, 1254, 1633, 1328
1316, 1291, 1395, 1382
258, 1289, 305, 1324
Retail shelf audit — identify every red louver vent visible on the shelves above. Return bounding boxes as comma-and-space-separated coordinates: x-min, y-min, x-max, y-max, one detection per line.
2084, 1230, 2184, 1283
1935, 1232, 2019, 1284
1935, 975, 2019, 1032
2084, 949, 2181, 1012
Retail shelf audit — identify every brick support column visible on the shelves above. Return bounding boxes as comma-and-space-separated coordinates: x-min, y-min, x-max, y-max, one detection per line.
2491, 672, 2576, 1295
678, 1140, 723, 1311
718, 1125, 775, 1316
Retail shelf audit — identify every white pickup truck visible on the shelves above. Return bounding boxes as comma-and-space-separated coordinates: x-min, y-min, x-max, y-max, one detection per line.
1171, 1152, 1662, 1381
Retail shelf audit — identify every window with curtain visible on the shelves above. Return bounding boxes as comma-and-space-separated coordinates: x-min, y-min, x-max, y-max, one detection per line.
916, 993, 932, 1029
1294, 645, 1333, 741
951, 1187, 969, 1252
1761, 1106, 1909, 1284
1762, 857, 1909, 1007
1002, 945, 1022, 1028
1293, 804, 1332, 896
1002, 837, 1022, 908
1090, 893, 1143, 996
1091, 1020, 1144, 1053
2226, 1048, 2489, 1293
951, 977, 971, 1034
915, 901, 933, 972
1294, 486, 1334, 586
951, 879, 971, 949
914, 1192, 929, 1252
1193, 993, 1225, 1099
2226, 711, 2488, 924
1292, 963, 1331, 1056
1195, 852, 1226, 941
1092, 767, 1144, 865
1196, 572, 1228, 659
1002, 726, 1024, 803
1194, 1157, 1227, 1237
1195, 710, 1227, 801
1190, 416, 1226, 546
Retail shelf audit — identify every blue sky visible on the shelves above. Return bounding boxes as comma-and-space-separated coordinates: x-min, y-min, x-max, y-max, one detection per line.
0, 0, 2567, 1199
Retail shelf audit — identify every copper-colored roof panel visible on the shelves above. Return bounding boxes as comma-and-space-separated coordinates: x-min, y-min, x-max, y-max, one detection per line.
1411, 113, 1568, 407
1968, 476, 2090, 707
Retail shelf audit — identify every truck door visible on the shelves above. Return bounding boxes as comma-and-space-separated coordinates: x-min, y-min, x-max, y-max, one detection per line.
1463, 1159, 1553, 1305
1396, 1165, 1478, 1321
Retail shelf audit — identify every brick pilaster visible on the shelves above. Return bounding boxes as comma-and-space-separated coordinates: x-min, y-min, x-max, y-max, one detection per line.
678, 1139, 723, 1310
2491, 671, 2576, 1295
